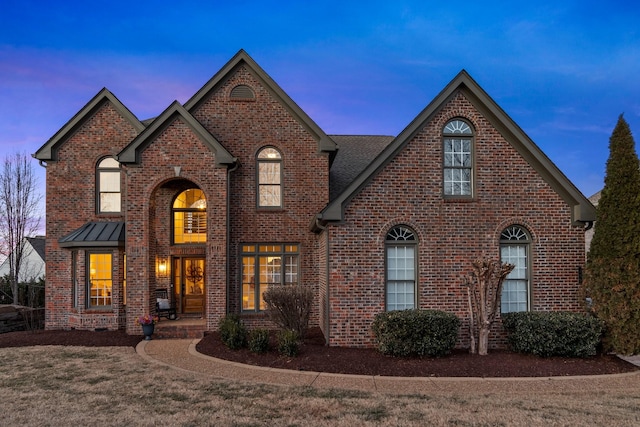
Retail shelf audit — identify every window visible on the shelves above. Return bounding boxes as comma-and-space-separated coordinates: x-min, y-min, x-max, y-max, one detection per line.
385, 226, 417, 311
88, 252, 112, 307
97, 157, 121, 213
500, 225, 530, 313
173, 189, 207, 244
242, 244, 299, 311
443, 119, 473, 197
257, 147, 282, 208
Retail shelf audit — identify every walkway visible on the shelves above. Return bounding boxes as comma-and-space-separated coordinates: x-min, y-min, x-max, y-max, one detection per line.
137, 339, 640, 394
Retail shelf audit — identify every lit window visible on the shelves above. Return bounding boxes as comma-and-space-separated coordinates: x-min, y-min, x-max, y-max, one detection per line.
385, 226, 417, 311
88, 253, 112, 307
173, 189, 207, 244
97, 157, 121, 213
242, 244, 299, 311
443, 119, 473, 197
257, 147, 282, 208
500, 225, 530, 313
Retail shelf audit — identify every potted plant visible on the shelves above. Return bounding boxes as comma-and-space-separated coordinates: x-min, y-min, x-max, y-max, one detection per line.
138, 314, 158, 340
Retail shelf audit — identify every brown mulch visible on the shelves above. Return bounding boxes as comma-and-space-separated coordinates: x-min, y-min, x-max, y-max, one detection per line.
1, 327, 638, 378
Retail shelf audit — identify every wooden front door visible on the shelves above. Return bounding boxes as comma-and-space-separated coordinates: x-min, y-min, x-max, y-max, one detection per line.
173, 257, 205, 315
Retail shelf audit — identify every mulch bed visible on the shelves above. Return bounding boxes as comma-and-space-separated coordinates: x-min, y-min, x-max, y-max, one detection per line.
1, 327, 637, 378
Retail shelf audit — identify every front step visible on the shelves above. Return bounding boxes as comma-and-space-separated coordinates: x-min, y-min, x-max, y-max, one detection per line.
154, 319, 206, 339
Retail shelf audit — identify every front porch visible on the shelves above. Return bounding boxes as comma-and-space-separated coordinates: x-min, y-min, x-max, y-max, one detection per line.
153, 317, 206, 339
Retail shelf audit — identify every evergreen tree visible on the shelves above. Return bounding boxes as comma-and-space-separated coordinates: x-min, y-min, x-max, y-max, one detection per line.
585, 115, 640, 355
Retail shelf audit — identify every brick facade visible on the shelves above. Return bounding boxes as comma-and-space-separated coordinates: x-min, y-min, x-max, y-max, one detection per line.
35, 50, 594, 349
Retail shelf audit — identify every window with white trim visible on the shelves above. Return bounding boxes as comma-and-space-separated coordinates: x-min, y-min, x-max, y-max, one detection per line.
88, 252, 112, 307
173, 189, 207, 244
385, 226, 417, 311
443, 119, 473, 197
500, 225, 530, 313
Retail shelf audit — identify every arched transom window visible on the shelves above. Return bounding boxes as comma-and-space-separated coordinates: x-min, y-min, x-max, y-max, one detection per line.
97, 157, 121, 213
257, 147, 282, 207
443, 119, 474, 197
173, 189, 207, 244
385, 225, 417, 311
500, 225, 531, 313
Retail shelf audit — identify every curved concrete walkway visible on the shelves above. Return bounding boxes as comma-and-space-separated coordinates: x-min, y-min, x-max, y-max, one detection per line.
136, 338, 640, 394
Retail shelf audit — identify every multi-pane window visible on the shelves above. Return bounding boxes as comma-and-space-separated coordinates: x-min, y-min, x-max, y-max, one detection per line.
242, 244, 299, 311
257, 147, 282, 207
97, 157, 121, 213
173, 189, 207, 244
88, 252, 112, 307
500, 225, 530, 313
385, 226, 417, 311
443, 119, 473, 196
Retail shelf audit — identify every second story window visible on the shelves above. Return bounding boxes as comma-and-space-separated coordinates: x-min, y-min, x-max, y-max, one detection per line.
97, 157, 121, 213
443, 119, 474, 197
173, 189, 207, 244
257, 147, 282, 208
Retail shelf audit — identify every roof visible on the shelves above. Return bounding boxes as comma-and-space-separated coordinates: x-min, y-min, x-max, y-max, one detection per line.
58, 222, 125, 248
184, 49, 338, 156
317, 70, 596, 228
25, 237, 45, 261
117, 101, 236, 166
33, 88, 145, 162
328, 135, 395, 201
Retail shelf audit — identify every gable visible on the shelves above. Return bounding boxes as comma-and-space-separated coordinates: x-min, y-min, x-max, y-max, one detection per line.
184, 49, 337, 156
33, 88, 145, 162
316, 70, 595, 229
117, 101, 236, 166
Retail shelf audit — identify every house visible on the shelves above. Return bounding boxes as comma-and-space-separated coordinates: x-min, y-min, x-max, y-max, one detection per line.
0, 236, 46, 283
34, 50, 595, 348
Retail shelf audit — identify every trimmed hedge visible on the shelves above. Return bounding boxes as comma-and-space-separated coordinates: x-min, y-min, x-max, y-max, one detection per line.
502, 312, 604, 358
372, 309, 460, 357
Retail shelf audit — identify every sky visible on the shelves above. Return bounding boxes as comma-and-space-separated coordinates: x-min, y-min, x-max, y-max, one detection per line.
1, 0, 640, 222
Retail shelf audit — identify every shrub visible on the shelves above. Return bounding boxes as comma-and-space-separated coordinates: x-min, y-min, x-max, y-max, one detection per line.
248, 328, 270, 354
371, 309, 460, 357
263, 285, 314, 338
218, 314, 247, 350
502, 311, 604, 357
277, 329, 300, 357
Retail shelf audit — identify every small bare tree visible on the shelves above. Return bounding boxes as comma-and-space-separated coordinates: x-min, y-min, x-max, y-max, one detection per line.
0, 152, 42, 305
462, 258, 514, 355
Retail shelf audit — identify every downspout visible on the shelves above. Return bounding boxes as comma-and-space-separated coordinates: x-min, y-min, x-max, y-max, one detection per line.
314, 215, 331, 346
226, 161, 239, 316
584, 221, 594, 231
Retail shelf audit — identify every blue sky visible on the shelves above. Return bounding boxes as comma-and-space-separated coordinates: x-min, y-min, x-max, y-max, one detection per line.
1, 0, 639, 209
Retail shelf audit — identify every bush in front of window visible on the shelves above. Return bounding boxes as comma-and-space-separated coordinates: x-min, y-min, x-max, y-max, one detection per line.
277, 329, 300, 357
248, 328, 270, 354
501, 311, 604, 358
263, 284, 313, 338
218, 314, 247, 350
372, 309, 460, 357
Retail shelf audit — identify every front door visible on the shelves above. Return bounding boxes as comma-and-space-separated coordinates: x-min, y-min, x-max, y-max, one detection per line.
173, 257, 205, 315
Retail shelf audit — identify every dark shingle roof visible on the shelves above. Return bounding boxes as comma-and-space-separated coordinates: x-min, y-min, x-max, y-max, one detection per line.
26, 237, 46, 261
328, 135, 395, 201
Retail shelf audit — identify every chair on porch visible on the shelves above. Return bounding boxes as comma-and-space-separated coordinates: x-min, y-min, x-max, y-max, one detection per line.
155, 288, 177, 321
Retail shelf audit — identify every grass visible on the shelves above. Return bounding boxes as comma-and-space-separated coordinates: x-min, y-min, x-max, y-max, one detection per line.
1, 346, 639, 426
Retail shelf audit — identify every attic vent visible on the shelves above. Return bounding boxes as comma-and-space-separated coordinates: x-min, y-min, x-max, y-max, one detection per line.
230, 85, 256, 100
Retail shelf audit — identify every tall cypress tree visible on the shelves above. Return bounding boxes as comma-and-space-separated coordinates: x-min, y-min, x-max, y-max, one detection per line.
585, 114, 640, 355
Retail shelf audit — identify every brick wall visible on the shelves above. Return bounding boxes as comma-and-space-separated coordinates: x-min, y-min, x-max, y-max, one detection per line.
190, 64, 329, 328
326, 91, 586, 348
45, 101, 137, 330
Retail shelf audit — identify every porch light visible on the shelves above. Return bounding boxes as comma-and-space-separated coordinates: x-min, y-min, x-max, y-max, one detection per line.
158, 258, 168, 277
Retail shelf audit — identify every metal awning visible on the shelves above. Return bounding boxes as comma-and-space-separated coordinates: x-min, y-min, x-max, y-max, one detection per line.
58, 221, 125, 248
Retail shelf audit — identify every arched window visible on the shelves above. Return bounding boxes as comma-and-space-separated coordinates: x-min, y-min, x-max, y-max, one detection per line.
97, 157, 121, 213
173, 189, 207, 244
500, 225, 531, 313
442, 119, 474, 197
257, 147, 282, 208
385, 225, 417, 311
